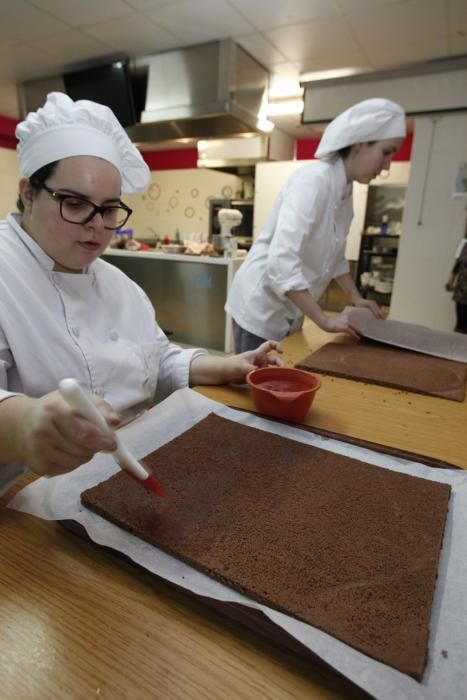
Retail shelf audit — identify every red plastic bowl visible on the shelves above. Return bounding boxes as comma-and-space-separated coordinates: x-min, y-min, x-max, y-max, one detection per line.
246, 367, 321, 423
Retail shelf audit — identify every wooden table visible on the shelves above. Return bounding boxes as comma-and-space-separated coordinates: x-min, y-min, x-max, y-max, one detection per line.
1, 477, 369, 700
197, 324, 467, 470
1, 325, 463, 699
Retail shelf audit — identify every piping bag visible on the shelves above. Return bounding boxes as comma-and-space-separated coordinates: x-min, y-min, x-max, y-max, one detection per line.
58, 378, 166, 498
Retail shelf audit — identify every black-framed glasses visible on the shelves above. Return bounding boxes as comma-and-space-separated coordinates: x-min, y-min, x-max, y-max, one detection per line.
41, 183, 133, 230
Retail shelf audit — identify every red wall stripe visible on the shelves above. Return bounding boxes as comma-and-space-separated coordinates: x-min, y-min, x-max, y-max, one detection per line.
141, 148, 198, 170
393, 132, 413, 161
0, 115, 19, 149
1, 112, 413, 165
0, 113, 200, 168
296, 131, 413, 161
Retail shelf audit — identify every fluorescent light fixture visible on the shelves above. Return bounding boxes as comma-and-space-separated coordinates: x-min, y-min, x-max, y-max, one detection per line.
256, 92, 275, 132
269, 78, 304, 100
256, 117, 275, 133
300, 67, 364, 83
266, 99, 304, 116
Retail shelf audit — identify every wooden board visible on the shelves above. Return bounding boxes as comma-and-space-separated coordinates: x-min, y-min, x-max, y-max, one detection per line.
296, 341, 467, 401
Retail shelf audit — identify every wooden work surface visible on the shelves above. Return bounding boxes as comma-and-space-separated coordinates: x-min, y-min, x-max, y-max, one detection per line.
196, 325, 467, 470
1, 475, 369, 700
1, 325, 463, 699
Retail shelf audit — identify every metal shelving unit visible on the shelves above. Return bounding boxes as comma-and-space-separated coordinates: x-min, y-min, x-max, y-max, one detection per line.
356, 234, 400, 306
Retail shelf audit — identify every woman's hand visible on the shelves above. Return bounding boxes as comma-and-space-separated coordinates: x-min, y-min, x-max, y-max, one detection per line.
352, 297, 387, 319
445, 274, 455, 292
322, 313, 361, 339
230, 340, 284, 383
335, 273, 386, 320
190, 341, 284, 386
3, 391, 120, 477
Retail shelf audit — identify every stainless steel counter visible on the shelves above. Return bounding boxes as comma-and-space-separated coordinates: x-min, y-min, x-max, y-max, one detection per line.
102, 250, 243, 352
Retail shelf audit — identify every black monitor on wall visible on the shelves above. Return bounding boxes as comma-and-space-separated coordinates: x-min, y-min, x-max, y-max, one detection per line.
63, 60, 137, 127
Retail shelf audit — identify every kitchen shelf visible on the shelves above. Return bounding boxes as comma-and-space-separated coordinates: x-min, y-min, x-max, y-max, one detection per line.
356, 234, 400, 306
360, 251, 397, 257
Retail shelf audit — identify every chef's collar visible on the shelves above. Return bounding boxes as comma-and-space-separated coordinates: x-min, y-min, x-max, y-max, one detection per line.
330, 157, 352, 204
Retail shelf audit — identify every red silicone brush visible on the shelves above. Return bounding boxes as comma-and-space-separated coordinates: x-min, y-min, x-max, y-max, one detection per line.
59, 378, 166, 498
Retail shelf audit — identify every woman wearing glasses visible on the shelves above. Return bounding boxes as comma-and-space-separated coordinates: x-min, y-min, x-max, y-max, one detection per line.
0, 93, 281, 490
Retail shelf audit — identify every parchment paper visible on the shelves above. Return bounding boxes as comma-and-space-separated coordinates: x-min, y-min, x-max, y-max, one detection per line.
9, 388, 467, 700
347, 307, 467, 363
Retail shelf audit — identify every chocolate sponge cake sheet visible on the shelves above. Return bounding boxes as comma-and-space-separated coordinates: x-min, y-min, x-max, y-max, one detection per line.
81, 413, 451, 680
296, 341, 467, 401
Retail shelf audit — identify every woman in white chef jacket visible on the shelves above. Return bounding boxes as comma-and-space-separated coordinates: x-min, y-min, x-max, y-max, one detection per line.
225, 98, 407, 352
0, 92, 282, 492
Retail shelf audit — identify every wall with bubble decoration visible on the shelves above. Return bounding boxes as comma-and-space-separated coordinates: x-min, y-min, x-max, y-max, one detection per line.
124, 168, 242, 242
0, 147, 20, 218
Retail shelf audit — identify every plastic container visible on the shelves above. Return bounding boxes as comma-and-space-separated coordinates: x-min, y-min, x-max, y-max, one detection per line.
380, 214, 389, 235
246, 367, 321, 423
161, 244, 186, 254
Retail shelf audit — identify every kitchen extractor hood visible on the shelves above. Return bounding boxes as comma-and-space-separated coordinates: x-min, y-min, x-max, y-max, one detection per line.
197, 135, 269, 169
126, 40, 270, 146
197, 131, 295, 174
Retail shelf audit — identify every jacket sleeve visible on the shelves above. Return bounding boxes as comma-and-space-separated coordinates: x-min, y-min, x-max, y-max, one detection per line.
129, 283, 208, 404
0, 326, 22, 404
265, 170, 331, 297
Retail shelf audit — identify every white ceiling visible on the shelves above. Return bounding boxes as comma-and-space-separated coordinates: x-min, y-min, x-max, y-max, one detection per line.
0, 0, 465, 138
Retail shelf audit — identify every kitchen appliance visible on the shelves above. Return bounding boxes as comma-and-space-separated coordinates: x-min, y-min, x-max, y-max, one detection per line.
128, 40, 269, 144
19, 39, 270, 145
209, 198, 253, 249
63, 60, 136, 127
213, 208, 243, 257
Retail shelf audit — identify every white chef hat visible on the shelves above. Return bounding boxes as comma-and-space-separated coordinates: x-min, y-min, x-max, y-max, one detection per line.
16, 92, 150, 194
315, 98, 406, 159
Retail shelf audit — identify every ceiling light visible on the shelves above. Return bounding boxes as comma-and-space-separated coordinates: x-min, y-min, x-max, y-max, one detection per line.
300, 67, 364, 83
268, 79, 304, 100
256, 92, 275, 132
256, 117, 275, 133
266, 99, 304, 117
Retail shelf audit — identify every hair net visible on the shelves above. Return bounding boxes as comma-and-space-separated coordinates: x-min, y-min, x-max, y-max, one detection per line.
315, 98, 406, 159
16, 92, 150, 194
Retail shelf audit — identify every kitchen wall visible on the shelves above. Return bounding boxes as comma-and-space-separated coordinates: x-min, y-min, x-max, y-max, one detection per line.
4, 117, 462, 333
0, 146, 241, 241
390, 113, 467, 331
0, 147, 20, 217
254, 160, 410, 261
121, 168, 242, 242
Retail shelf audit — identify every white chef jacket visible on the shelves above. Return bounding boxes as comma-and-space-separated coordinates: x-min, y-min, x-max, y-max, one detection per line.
225, 158, 353, 340
0, 214, 206, 490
